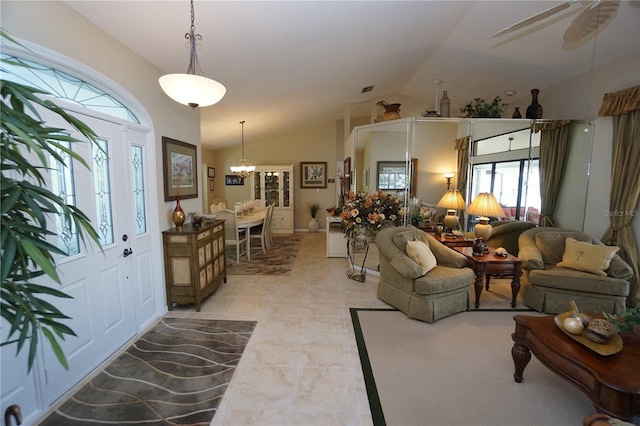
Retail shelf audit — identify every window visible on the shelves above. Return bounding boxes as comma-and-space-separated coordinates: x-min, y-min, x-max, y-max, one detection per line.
470, 130, 540, 224
1, 54, 140, 123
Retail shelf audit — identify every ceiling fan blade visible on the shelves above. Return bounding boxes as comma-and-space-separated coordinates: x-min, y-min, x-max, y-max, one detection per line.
492, 0, 578, 38
563, 0, 619, 42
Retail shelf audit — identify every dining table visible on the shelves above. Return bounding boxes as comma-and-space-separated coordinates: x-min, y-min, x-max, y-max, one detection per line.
236, 209, 266, 252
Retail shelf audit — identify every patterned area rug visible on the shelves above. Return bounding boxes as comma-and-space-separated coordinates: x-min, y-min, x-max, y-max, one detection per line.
40, 317, 256, 426
226, 233, 303, 275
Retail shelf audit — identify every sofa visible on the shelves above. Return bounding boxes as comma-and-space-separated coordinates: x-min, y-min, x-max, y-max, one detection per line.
518, 227, 633, 315
376, 226, 474, 323
485, 220, 536, 256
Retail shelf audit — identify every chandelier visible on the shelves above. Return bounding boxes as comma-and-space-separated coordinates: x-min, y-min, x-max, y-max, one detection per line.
158, 0, 226, 108
230, 120, 255, 178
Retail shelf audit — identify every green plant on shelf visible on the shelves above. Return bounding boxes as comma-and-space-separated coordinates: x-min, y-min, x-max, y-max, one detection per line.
460, 96, 507, 118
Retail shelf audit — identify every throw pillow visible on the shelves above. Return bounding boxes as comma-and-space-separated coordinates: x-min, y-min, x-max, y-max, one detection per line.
535, 231, 592, 265
557, 237, 619, 276
406, 240, 437, 276
392, 230, 426, 251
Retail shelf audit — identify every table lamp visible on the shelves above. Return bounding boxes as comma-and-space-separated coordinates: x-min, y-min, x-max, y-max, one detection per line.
436, 189, 466, 231
466, 193, 505, 240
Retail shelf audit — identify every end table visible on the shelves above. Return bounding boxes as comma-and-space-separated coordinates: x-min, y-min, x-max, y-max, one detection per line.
455, 246, 523, 308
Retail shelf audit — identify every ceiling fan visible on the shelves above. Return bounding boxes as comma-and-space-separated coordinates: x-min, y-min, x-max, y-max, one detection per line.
492, 0, 620, 43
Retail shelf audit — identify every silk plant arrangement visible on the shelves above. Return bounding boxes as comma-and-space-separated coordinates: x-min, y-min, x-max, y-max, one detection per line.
1, 31, 101, 371
460, 96, 508, 118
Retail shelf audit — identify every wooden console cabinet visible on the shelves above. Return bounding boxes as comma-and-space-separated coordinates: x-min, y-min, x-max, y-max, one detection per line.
162, 220, 226, 311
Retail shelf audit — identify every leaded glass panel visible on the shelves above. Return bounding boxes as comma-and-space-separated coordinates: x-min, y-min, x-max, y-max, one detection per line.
93, 139, 114, 245
131, 145, 147, 235
1, 54, 140, 124
49, 140, 80, 256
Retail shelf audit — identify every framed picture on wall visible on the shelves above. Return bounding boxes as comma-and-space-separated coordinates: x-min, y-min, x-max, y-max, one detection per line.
207, 167, 216, 178
301, 162, 327, 188
209, 178, 215, 192
344, 157, 351, 186
225, 174, 244, 186
162, 136, 198, 201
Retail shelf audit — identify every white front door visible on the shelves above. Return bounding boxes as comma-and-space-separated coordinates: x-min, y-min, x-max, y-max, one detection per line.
1, 105, 159, 412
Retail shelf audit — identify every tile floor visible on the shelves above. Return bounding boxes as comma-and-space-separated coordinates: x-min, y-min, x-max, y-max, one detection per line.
169, 232, 386, 426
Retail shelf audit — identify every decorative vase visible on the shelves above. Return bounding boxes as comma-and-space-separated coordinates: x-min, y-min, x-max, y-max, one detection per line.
308, 218, 319, 233
172, 198, 185, 231
526, 89, 543, 119
377, 101, 401, 121
512, 107, 522, 118
440, 90, 450, 118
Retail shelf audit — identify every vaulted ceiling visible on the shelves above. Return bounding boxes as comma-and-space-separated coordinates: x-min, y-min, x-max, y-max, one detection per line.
65, 1, 640, 149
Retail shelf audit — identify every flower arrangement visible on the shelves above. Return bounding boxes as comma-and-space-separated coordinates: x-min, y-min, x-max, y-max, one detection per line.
340, 190, 405, 239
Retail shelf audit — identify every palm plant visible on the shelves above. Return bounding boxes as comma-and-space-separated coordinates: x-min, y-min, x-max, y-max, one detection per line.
308, 203, 320, 219
1, 31, 101, 370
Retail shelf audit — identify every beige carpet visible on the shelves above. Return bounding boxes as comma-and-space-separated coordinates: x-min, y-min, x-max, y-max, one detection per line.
352, 309, 598, 426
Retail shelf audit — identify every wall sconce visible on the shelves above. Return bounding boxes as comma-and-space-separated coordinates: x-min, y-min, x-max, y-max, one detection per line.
444, 173, 455, 190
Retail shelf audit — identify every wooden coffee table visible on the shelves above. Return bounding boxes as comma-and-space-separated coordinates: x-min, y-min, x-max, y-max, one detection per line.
512, 315, 640, 423
455, 246, 522, 308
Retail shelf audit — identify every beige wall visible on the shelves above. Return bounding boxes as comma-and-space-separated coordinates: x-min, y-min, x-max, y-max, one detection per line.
206, 121, 338, 230
1, 1, 202, 232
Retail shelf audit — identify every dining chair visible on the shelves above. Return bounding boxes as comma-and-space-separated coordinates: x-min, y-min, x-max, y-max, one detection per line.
249, 203, 273, 254
264, 202, 276, 249
217, 208, 249, 263
210, 198, 227, 213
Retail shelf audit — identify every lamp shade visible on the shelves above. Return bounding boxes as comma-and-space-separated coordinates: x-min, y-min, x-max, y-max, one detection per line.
466, 193, 505, 218
436, 190, 466, 210
159, 74, 226, 108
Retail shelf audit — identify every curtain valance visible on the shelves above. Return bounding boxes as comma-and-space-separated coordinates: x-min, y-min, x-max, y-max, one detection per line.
532, 120, 570, 133
598, 85, 640, 116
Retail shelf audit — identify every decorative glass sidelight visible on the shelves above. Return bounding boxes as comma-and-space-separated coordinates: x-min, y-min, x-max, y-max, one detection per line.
93, 139, 114, 245
131, 145, 147, 235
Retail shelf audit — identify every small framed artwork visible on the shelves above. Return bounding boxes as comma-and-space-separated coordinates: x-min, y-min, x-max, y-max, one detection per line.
301, 161, 327, 188
225, 174, 244, 186
207, 167, 216, 178
162, 136, 198, 201
208, 178, 215, 192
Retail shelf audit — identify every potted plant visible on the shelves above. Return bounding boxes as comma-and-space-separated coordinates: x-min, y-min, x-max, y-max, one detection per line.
604, 307, 640, 336
460, 96, 508, 118
1, 31, 101, 370
307, 202, 320, 232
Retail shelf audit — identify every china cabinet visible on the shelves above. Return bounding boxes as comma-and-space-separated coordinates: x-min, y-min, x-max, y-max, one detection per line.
162, 220, 226, 311
250, 165, 294, 233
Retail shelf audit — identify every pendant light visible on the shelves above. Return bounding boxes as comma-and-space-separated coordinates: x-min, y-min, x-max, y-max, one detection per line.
230, 121, 255, 178
158, 0, 226, 108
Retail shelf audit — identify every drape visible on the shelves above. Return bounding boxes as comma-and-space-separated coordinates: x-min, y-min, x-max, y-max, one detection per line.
455, 136, 469, 229
536, 121, 571, 227
599, 85, 640, 307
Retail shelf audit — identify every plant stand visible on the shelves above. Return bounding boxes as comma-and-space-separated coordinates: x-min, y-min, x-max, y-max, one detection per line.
347, 237, 371, 282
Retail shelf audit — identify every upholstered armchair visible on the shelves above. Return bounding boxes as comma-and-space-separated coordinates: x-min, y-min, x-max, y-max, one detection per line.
518, 227, 632, 315
484, 220, 536, 256
376, 226, 473, 323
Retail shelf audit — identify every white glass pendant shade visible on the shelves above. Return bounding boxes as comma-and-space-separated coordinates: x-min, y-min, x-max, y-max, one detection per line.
159, 74, 226, 108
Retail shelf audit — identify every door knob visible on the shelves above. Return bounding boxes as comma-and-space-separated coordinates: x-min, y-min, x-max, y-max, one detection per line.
123, 248, 133, 257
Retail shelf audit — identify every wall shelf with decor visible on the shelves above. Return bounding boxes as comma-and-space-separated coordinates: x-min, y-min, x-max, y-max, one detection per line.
249, 165, 294, 233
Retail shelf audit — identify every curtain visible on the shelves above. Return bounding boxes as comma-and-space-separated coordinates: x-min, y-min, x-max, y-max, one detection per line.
455, 136, 469, 229
536, 121, 571, 227
599, 85, 640, 307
